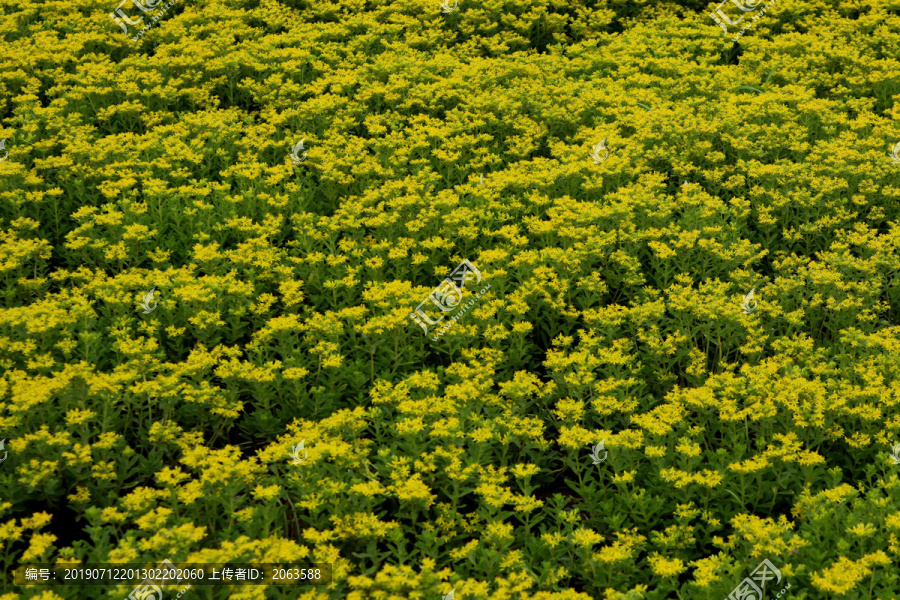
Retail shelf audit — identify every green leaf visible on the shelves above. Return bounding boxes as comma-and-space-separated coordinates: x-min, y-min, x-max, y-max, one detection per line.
764, 59, 783, 87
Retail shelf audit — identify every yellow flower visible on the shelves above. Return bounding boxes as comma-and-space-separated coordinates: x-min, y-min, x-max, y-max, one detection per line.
542, 532, 565, 548
571, 528, 604, 548
484, 521, 515, 546
514, 495, 543, 514
148, 421, 183, 443
64, 408, 94, 425
67, 487, 90, 504
449, 538, 480, 561
235, 508, 256, 523
811, 556, 872, 595
847, 523, 877, 537
282, 367, 309, 380
62, 443, 91, 467
595, 529, 646, 564
511, 463, 540, 479
554, 398, 585, 422
675, 439, 701, 458
350, 481, 386, 497
135, 507, 173, 532
612, 470, 635, 484
558, 425, 594, 450
820, 484, 859, 504
91, 460, 117, 481
648, 553, 686, 578
21, 532, 57, 561
500, 549, 525, 570
645, 445, 667, 458
690, 554, 730, 588
469, 427, 494, 442
728, 456, 770, 474
155, 467, 190, 486
101, 508, 128, 523
20, 512, 52, 530
121, 487, 163, 515
252, 485, 281, 501
595, 543, 633, 564
390, 474, 435, 506
92, 432, 120, 450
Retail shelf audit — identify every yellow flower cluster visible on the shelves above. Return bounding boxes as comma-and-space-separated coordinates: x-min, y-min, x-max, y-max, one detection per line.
1, 0, 899, 598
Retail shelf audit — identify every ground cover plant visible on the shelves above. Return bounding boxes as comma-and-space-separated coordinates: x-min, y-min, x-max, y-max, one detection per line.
1, 0, 900, 598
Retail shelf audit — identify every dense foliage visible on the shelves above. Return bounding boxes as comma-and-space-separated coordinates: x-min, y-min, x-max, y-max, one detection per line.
2, 0, 900, 598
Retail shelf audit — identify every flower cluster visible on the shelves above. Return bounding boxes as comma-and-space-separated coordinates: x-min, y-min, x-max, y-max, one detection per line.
1, 0, 899, 598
